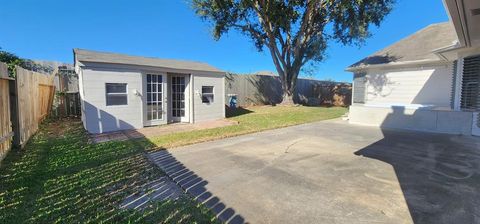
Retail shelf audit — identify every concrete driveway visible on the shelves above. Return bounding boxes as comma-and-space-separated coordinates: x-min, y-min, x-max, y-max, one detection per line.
148, 119, 480, 224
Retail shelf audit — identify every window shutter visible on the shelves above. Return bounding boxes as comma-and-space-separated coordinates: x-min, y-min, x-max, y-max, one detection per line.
460, 55, 480, 110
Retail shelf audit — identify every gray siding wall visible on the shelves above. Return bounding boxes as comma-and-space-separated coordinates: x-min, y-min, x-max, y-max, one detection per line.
78, 61, 226, 133
81, 67, 143, 133
193, 74, 225, 122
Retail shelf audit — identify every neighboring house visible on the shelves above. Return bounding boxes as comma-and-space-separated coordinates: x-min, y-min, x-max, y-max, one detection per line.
347, 0, 480, 136
74, 49, 225, 134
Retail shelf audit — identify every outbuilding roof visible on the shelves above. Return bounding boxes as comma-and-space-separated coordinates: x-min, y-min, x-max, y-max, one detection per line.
347, 22, 458, 70
73, 48, 224, 73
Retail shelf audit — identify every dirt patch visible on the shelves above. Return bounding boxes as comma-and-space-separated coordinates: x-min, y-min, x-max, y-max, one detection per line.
43, 118, 82, 138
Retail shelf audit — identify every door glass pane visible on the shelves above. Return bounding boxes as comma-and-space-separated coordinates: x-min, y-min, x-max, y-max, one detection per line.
147, 105, 152, 120
171, 76, 186, 119
146, 74, 163, 121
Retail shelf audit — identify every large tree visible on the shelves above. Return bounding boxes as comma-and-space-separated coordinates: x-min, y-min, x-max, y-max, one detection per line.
192, 0, 394, 104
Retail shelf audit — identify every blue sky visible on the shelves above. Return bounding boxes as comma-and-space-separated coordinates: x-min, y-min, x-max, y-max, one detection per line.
0, 0, 448, 82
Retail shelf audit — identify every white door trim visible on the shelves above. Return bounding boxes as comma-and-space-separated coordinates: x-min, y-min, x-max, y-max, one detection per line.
143, 73, 167, 126
170, 74, 190, 123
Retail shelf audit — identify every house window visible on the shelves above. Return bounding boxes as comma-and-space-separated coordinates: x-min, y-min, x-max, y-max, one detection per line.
106, 83, 128, 106
202, 86, 214, 104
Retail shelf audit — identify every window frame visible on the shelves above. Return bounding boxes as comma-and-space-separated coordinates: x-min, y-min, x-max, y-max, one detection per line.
105, 83, 128, 106
201, 86, 214, 104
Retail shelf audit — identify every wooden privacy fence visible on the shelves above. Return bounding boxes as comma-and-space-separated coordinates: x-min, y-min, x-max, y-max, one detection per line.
10, 66, 55, 148
51, 66, 81, 117
0, 63, 14, 161
225, 73, 352, 106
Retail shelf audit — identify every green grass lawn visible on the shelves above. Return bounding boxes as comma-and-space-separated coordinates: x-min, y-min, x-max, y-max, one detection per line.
0, 106, 346, 223
147, 106, 347, 149
0, 120, 218, 224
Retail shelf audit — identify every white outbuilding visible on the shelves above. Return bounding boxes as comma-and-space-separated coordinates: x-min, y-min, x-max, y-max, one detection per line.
74, 49, 225, 134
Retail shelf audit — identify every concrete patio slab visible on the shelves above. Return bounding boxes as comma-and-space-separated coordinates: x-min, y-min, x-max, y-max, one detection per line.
149, 119, 480, 224
91, 119, 238, 143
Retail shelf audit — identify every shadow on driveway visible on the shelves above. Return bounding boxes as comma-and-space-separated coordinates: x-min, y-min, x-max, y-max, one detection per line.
355, 128, 480, 224
149, 150, 246, 224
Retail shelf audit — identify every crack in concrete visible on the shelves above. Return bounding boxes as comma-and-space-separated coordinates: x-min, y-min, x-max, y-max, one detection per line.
285, 138, 303, 153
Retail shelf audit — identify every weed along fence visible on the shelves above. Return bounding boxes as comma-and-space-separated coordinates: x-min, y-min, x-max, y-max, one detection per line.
0, 63, 14, 161
225, 73, 352, 106
0, 63, 55, 162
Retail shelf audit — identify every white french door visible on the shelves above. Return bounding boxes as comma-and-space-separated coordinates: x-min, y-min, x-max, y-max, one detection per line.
144, 74, 167, 126
171, 75, 189, 122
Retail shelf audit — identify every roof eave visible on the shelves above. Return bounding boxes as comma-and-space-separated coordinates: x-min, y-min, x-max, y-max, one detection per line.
432, 42, 466, 61
442, 0, 470, 47
73, 48, 225, 75
345, 59, 449, 72
76, 59, 226, 75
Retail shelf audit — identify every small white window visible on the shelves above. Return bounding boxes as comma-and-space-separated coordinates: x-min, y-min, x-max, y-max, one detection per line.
202, 86, 214, 104
106, 83, 128, 106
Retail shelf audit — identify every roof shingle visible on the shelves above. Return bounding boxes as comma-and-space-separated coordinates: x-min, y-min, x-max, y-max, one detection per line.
74, 49, 224, 73
348, 22, 458, 69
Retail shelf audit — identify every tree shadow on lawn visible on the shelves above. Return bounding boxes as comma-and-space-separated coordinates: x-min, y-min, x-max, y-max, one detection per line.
226, 106, 253, 118
0, 119, 230, 223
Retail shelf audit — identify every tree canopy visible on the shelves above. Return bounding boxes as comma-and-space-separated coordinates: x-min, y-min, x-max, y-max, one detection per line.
192, 0, 394, 104
0, 48, 53, 77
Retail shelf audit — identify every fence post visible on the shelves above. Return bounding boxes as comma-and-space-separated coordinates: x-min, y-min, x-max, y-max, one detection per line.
9, 79, 20, 148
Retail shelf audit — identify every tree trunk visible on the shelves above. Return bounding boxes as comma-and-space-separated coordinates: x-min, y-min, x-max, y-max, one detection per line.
280, 92, 295, 105
278, 67, 300, 106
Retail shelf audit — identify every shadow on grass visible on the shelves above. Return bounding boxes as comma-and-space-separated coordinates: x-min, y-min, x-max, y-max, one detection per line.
0, 119, 221, 223
0, 106, 348, 223
226, 106, 254, 118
